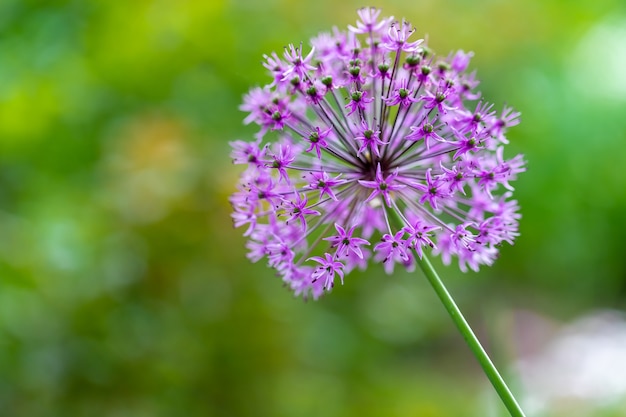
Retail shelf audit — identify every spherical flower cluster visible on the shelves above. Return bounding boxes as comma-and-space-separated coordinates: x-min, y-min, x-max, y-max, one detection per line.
230, 8, 525, 299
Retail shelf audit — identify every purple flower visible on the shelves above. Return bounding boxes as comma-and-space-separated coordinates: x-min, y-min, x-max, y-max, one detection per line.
454, 101, 496, 135
384, 78, 418, 107
450, 129, 485, 160
309, 253, 345, 289
354, 120, 386, 157
267, 241, 295, 269
303, 171, 346, 201
439, 162, 468, 194
359, 164, 406, 207
403, 218, 438, 259
229, 137, 266, 168
374, 230, 411, 274
268, 143, 295, 183
490, 105, 521, 144
283, 192, 320, 231
450, 50, 474, 73
414, 169, 449, 209
282, 43, 316, 80
231, 9, 525, 299
383, 20, 422, 53
348, 7, 393, 35
324, 223, 370, 258
262, 52, 286, 87
421, 83, 455, 114
404, 115, 446, 149
345, 90, 373, 116
304, 126, 331, 158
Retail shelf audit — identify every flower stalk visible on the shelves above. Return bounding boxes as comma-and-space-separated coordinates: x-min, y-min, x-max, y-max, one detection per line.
416, 253, 526, 417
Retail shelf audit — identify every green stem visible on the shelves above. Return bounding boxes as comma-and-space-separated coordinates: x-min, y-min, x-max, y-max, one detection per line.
416, 253, 526, 417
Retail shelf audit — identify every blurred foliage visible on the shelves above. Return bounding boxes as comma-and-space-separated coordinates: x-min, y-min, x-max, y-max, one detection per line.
1, 0, 626, 416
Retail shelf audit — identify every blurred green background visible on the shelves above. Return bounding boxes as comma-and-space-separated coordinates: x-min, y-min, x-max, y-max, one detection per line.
1, 0, 626, 416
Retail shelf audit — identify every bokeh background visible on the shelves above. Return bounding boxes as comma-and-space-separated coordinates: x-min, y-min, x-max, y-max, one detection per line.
1, 0, 626, 416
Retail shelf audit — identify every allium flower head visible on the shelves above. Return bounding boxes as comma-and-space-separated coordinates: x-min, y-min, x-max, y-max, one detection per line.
230, 8, 525, 299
